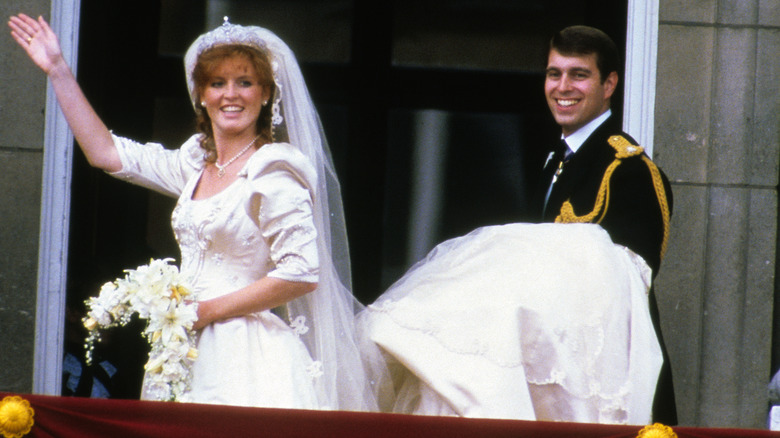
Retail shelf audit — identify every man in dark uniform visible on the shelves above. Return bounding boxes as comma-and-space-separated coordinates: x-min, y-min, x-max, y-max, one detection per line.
535, 25, 677, 424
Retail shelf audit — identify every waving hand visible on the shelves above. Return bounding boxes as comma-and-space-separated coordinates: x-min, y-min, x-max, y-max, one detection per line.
7, 13, 121, 172
8, 14, 66, 75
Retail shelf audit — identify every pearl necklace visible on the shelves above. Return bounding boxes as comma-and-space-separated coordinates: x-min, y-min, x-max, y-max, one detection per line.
215, 136, 259, 177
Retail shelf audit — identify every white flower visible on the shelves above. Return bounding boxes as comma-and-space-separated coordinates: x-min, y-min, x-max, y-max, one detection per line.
83, 258, 198, 402
143, 379, 172, 401
146, 301, 198, 345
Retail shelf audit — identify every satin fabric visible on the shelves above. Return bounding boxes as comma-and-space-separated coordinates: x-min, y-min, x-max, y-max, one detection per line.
112, 135, 325, 408
360, 223, 662, 424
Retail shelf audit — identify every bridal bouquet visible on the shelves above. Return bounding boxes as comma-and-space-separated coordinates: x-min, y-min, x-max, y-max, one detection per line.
83, 258, 199, 402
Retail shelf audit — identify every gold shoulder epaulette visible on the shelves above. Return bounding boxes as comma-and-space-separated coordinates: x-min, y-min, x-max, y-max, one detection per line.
608, 135, 644, 159
556, 134, 671, 261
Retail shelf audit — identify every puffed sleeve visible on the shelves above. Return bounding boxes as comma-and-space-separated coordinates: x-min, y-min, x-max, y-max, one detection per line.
243, 143, 319, 283
109, 133, 204, 198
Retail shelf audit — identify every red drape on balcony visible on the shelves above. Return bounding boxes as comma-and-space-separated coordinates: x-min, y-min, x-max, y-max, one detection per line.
1, 392, 777, 438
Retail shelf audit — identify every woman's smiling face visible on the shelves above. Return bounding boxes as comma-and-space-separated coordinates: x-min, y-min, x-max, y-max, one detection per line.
200, 54, 269, 139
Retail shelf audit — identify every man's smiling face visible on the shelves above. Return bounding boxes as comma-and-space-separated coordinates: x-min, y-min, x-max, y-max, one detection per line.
544, 49, 617, 136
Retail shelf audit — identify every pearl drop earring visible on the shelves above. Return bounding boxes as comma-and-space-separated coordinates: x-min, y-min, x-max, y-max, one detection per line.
201, 101, 206, 107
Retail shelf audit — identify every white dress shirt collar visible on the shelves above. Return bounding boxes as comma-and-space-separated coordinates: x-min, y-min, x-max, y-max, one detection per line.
561, 109, 612, 154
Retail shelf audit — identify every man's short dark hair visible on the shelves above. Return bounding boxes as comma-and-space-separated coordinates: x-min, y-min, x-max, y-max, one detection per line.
549, 25, 620, 83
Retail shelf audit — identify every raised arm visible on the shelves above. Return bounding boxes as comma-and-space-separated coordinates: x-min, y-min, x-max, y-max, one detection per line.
8, 13, 121, 172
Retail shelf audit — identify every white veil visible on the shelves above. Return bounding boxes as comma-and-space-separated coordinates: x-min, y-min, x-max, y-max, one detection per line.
184, 19, 375, 411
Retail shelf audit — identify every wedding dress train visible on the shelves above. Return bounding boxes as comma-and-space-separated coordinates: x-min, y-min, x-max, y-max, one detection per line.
359, 223, 662, 424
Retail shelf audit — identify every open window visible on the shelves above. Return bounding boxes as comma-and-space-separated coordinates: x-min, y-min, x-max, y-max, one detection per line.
38, 0, 650, 398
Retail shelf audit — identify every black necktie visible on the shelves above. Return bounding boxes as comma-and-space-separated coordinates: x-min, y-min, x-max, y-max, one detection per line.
542, 139, 570, 214
542, 140, 568, 184
561, 139, 573, 161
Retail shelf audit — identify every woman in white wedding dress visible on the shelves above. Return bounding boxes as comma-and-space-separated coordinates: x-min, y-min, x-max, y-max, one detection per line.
10, 14, 373, 410
359, 222, 663, 424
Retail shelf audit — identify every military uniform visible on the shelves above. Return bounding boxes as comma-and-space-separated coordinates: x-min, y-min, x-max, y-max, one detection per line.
535, 114, 678, 424
539, 116, 671, 276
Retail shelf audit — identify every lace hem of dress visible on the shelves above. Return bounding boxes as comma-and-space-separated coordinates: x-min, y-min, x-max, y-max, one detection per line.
368, 299, 522, 367
368, 298, 607, 366
365, 296, 639, 410
527, 379, 632, 424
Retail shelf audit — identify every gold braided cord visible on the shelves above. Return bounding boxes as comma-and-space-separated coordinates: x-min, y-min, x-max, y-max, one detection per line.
642, 155, 671, 260
555, 135, 642, 225
554, 135, 671, 262
554, 159, 620, 224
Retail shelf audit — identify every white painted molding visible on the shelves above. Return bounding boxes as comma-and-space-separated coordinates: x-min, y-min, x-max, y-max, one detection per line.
623, 0, 659, 155
33, 0, 81, 395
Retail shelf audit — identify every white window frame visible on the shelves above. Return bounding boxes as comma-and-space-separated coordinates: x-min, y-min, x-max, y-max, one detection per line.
32, 0, 658, 394
33, 0, 80, 395
623, 0, 659, 155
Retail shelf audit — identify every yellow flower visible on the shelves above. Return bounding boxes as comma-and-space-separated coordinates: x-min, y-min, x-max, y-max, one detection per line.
83, 317, 98, 331
637, 423, 677, 438
0, 396, 34, 438
109, 305, 125, 319
145, 355, 165, 374
169, 284, 190, 302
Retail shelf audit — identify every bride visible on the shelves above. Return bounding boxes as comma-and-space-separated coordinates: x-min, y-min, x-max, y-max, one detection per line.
359, 222, 663, 424
10, 14, 373, 410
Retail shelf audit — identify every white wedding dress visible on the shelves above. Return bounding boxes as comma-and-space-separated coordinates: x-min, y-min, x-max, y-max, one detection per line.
111, 134, 326, 408
359, 223, 662, 424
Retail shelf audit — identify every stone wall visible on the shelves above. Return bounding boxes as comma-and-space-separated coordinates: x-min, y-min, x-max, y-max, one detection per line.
654, 0, 780, 428
0, 0, 49, 394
